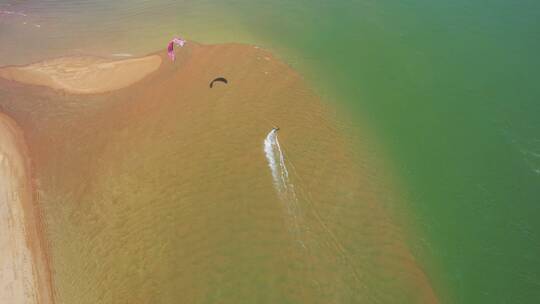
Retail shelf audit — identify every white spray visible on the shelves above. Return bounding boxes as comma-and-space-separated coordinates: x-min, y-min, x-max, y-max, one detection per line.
264, 129, 288, 194
264, 128, 304, 246
263, 128, 363, 283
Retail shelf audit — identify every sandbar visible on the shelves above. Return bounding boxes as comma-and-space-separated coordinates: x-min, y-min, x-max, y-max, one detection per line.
0, 113, 53, 303
0, 55, 162, 94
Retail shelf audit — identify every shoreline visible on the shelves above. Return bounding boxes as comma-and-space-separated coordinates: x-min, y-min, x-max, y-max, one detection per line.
0, 113, 54, 303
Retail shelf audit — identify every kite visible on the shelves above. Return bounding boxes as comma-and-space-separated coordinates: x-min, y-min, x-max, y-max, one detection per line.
167, 37, 186, 61
209, 77, 228, 88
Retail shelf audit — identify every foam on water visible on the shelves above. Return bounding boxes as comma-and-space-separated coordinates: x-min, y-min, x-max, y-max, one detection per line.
264, 129, 287, 194
111, 53, 133, 57
263, 128, 366, 286
0, 10, 27, 17
264, 128, 304, 246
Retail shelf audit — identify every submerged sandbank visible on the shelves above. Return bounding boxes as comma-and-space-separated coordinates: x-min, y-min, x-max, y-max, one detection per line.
0, 42, 438, 303
0, 55, 161, 94
0, 113, 53, 303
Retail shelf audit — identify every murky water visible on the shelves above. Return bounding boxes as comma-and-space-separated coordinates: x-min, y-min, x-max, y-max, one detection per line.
1, 0, 539, 303
0, 45, 437, 303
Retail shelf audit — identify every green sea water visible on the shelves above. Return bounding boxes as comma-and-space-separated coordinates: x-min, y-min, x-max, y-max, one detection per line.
1, 1, 539, 303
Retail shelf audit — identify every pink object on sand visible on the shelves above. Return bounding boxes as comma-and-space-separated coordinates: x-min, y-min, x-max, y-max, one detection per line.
167, 37, 186, 61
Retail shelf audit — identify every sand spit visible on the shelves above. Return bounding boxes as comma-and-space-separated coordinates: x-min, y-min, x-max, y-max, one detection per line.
0, 42, 438, 303
0, 55, 162, 94
0, 113, 53, 304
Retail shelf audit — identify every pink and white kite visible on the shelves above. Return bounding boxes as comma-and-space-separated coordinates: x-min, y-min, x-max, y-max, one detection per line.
167, 37, 186, 61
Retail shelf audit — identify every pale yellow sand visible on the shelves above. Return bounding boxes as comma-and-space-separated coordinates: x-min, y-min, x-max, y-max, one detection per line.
0, 55, 162, 94
0, 114, 53, 304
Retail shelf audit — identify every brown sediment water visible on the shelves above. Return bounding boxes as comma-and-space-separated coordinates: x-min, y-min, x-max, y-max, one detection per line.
0, 42, 438, 303
0, 113, 54, 304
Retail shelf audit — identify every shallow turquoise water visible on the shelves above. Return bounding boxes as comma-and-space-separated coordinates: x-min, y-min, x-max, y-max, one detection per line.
2, 0, 539, 302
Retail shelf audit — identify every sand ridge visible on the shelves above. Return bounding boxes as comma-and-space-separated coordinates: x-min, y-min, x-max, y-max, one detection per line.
0, 113, 53, 304
0, 55, 162, 94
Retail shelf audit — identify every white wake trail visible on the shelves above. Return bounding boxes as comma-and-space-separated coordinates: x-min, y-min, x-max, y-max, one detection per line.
264, 129, 304, 246
263, 129, 362, 283
264, 129, 288, 194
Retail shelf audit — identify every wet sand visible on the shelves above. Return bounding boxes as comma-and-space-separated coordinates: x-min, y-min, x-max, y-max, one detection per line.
0, 113, 53, 304
0, 55, 161, 94
0, 42, 438, 303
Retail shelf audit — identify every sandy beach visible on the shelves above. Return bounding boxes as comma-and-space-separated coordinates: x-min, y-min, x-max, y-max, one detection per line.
0, 113, 53, 304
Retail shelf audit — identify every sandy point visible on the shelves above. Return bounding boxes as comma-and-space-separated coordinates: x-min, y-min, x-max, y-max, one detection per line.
0, 113, 54, 303
0, 55, 162, 94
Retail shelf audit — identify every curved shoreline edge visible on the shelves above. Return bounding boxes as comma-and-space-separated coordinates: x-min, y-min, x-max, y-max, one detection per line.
0, 113, 54, 304
0, 42, 439, 302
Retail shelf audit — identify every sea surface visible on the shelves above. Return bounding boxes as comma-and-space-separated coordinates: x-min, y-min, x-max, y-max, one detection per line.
1, 1, 539, 303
